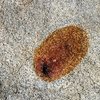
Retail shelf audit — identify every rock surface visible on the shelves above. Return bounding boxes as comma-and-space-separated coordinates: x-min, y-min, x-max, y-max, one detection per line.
0, 0, 100, 100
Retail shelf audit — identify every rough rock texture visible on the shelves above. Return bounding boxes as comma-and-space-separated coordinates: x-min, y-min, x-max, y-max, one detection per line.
0, 0, 100, 100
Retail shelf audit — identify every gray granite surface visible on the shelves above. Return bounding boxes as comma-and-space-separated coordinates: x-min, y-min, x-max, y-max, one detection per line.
0, 0, 100, 100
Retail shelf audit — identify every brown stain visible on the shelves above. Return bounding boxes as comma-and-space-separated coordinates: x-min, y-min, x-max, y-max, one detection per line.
34, 25, 89, 82
19, 0, 33, 6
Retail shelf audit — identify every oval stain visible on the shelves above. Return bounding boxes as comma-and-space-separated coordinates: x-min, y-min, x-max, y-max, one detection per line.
34, 25, 89, 82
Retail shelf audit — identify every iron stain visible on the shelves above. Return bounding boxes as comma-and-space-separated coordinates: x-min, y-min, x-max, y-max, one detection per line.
34, 25, 89, 82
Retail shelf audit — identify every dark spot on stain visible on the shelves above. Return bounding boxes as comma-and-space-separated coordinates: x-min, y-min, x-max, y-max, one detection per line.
34, 25, 89, 82
42, 61, 51, 77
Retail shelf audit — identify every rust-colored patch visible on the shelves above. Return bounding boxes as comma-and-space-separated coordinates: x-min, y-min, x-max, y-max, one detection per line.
34, 25, 89, 82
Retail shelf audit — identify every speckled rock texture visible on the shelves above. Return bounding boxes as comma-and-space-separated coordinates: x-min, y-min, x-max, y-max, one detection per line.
0, 0, 100, 100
